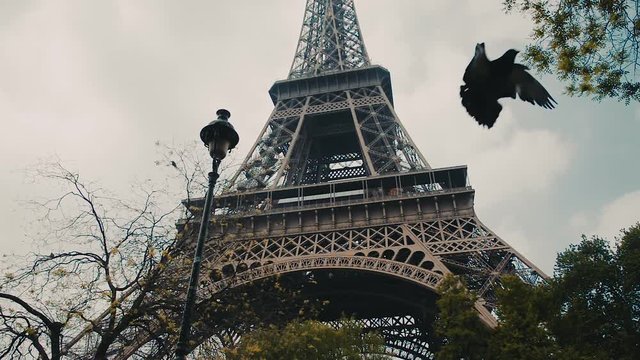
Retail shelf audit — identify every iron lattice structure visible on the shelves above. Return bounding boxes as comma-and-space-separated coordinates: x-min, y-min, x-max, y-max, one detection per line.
288, 0, 370, 79
67, 1, 546, 359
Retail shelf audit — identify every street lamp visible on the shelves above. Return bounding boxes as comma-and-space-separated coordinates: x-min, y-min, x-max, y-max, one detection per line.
175, 109, 239, 359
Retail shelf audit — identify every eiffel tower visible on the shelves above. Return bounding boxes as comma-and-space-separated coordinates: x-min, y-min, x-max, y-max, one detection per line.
99, 1, 546, 359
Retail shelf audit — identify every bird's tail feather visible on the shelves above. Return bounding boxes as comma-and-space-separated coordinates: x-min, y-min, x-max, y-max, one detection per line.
460, 86, 501, 128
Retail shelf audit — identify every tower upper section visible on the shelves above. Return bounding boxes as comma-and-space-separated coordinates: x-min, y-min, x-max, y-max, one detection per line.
288, 0, 371, 79
226, 0, 428, 193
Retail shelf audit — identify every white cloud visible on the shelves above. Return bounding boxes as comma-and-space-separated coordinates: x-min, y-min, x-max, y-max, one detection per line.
592, 190, 640, 241
569, 212, 589, 231
569, 190, 640, 245
470, 129, 575, 207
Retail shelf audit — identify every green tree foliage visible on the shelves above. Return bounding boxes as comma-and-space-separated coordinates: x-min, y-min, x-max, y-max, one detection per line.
435, 223, 640, 359
182, 275, 322, 359
434, 275, 490, 360
223, 320, 390, 360
618, 224, 640, 316
488, 276, 557, 360
504, 0, 640, 103
547, 224, 640, 359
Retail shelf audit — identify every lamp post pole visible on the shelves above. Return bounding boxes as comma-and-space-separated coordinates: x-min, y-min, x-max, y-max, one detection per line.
174, 160, 218, 359
175, 109, 239, 359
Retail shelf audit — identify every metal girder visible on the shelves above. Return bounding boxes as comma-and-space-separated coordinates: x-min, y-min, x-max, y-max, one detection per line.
226, 87, 429, 192
327, 316, 435, 359
200, 215, 545, 304
289, 0, 370, 79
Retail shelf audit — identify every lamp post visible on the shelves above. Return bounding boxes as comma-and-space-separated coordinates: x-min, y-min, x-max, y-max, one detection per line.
175, 109, 239, 359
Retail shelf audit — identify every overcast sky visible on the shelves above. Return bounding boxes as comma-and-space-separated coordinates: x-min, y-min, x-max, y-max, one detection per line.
1, 0, 638, 274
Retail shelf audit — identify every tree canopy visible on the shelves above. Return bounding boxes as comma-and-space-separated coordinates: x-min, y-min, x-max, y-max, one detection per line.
504, 0, 640, 103
434, 275, 490, 360
223, 320, 390, 360
435, 222, 640, 360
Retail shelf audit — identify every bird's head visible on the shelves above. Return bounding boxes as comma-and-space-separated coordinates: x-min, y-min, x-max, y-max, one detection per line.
472, 43, 487, 62
473, 43, 487, 61
504, 49, 520, 62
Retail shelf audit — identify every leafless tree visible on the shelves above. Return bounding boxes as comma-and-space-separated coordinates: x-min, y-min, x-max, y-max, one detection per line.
0, 158, 193, 359
0, 143, 315, 359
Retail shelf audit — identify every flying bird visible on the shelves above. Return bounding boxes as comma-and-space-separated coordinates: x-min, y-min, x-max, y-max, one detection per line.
460, 43, 556, 128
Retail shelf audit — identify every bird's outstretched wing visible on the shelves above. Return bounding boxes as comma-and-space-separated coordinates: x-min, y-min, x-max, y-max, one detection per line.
507, 64, 557, 109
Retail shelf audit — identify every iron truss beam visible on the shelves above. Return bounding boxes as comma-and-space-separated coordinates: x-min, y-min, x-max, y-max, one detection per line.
227, 87, 429, 192
289, 0, 370, 79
